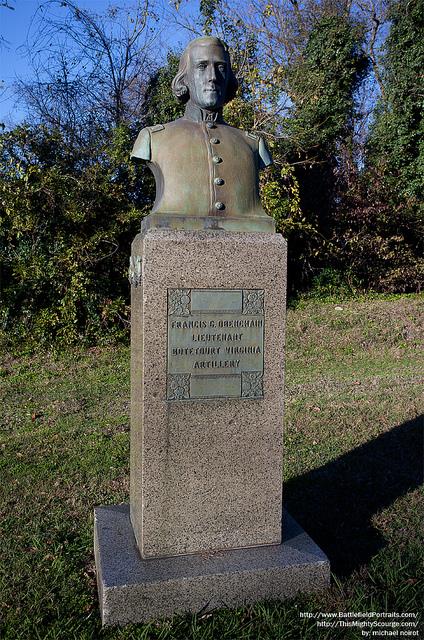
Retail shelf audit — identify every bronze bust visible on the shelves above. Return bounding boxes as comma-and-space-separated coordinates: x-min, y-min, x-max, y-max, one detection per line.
132, 36, 274, 233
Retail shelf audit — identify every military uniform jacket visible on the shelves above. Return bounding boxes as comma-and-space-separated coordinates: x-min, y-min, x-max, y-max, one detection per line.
131, 106, 273, 223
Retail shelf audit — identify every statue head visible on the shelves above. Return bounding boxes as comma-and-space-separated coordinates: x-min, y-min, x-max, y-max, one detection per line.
171, 36, 238, 111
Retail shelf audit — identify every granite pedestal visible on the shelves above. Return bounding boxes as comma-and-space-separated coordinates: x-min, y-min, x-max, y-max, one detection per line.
94, 505, 330, 626
130, 229, 287, 558
94, 228, 330, 625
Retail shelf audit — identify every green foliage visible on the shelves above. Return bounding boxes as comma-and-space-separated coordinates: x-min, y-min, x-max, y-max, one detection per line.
329, 0, 424, 295
1, 1, 423, 348
367, 0, 424, 202
331, 175, 424, 293
261, 163, 327, 289
359, 0, 424, 291
261, 165, 301, 228
0, 123, 152, 348
144, 53, 185, 126
275, 14, 369, 289
286, 15, 369, 158
302, 267, 361, 302
222, 97, 255, 131
200, 0, 220, 35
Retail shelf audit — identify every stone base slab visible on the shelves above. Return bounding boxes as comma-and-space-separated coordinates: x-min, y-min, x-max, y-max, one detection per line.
94, 504, 330, 627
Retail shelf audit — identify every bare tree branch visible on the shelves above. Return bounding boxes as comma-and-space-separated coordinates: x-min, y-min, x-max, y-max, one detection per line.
15, 0, 161, 142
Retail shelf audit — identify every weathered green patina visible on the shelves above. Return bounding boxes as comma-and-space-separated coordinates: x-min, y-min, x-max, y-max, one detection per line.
131, 37, 275, 233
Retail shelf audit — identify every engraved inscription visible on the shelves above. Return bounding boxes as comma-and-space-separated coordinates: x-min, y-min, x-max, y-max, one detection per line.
167, 288, 264, 400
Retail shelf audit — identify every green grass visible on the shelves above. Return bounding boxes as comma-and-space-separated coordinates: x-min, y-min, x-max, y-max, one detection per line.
1, 295, 423, 639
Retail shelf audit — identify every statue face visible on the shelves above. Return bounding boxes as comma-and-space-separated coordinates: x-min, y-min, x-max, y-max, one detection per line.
186, 42, 229, 110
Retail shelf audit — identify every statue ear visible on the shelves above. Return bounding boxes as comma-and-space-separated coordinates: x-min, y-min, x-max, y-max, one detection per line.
171, 72, 190, 103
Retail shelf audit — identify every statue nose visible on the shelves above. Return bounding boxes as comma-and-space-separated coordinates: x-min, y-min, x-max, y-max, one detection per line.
207, 66, 217, 82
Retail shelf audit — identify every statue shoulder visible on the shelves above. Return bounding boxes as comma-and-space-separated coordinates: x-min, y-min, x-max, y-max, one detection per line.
245, 131, 273, 169
131, 124, 166, 161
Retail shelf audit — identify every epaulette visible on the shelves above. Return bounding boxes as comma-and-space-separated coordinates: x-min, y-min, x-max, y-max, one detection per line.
149, 124, 165, 133
246, 131, 259, 140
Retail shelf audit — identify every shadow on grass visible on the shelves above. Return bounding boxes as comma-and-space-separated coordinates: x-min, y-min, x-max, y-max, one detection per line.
284, 415, 424, 576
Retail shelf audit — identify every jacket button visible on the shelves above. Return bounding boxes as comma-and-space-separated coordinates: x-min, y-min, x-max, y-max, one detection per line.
210, 138, 220, 144
212, 155, 222, 164
215, 202, 225, 210
214, 177, 225, 185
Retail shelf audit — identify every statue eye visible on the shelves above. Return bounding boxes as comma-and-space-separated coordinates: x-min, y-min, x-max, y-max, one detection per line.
218, 64, 226, 72
197, 63, 207, 70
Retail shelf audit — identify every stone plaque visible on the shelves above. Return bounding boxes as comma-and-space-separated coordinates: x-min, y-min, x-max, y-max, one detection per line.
167, 288, 264, 400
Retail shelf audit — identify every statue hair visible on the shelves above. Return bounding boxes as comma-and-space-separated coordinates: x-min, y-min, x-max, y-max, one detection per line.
171, 36, 239, 105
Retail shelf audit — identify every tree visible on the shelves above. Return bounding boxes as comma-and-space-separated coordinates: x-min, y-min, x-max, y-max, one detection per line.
345, 0, 424, 292
199, 0, 220, 35
0, 0, 15, 48
275, 12, 369, 287
0, 121, 152, 346
285, 15, 368, 159
367, 0, 423, 207
16, 0, 159, 148
0, 1, 172, 348
143, 52, 185, 125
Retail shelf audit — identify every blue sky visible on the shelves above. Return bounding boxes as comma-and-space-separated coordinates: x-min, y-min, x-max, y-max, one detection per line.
0, 1, 124, 124
1, 1, 36, 124
0, 0, 199, 127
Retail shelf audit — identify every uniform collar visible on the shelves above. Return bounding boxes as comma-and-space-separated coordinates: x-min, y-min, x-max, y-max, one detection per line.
183, 102, 224, 124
